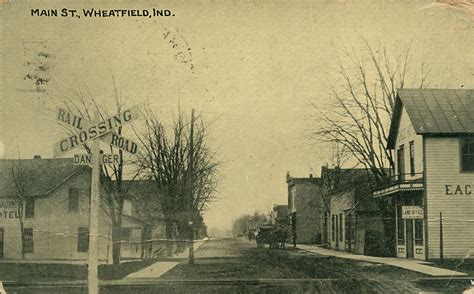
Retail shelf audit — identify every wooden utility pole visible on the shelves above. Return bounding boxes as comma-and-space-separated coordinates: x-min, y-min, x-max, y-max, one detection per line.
188, 109, 195, 265
88, 112, 100, 294
439, 211, 444, 263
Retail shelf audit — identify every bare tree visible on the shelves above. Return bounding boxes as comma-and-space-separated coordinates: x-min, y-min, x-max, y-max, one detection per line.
52, 78, 137, 266
134, 108, 219, 243
312, 40, 430, 186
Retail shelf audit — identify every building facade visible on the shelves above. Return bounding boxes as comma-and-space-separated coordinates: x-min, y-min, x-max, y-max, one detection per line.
0, 157, 150, 263
322, 167, 385, 256
373, 89, 474, 260
270, 204, 288, 229
286, 172, 324, 244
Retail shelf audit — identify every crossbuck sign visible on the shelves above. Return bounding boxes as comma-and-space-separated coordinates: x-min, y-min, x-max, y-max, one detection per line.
54, 106, 140, 157
53, 106, 140, 294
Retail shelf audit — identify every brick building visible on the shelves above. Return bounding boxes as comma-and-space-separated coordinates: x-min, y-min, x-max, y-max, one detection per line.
286, 172, 324, 244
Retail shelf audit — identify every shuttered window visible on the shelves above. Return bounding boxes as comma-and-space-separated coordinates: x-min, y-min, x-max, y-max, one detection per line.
461, 138, 474, 172
69, 188, 79, 212
23, 228, 34, 253
25, 198, 35, 219
331, 215, 335, 241
339, 214, 343, 241
409, 141, 415, 176
77, 227, 89, 252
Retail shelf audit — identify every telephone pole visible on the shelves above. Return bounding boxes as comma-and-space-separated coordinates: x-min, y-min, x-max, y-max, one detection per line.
188, 109, 195, 265
88, 112, 100, 294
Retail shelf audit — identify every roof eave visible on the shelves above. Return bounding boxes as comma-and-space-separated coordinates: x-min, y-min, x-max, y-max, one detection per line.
387, 94, 403, 150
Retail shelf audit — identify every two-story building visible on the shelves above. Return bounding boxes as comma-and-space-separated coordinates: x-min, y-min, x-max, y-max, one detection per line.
0, 156, 152, 263
373, 89, 474, 260
286, 172, 324, 244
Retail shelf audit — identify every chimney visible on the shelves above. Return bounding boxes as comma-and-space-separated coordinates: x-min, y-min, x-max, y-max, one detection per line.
33, 155, 41, 160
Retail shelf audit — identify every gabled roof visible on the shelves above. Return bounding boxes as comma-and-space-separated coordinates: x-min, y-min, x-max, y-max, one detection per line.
0, 158, 87, 198
387, 89, 474, 149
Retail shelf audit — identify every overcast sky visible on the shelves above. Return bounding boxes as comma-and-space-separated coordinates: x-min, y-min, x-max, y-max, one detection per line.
1, 0, 473, 233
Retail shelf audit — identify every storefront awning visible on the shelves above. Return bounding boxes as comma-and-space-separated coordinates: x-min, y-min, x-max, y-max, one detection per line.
372, 182, 424, 198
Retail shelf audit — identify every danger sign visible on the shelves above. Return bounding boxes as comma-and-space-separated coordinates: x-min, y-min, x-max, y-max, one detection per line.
73, 154, 122, 165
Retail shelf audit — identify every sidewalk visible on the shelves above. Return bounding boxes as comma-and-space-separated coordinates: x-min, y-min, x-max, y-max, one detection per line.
298, 244, 468, 277
125, 240, 206, 279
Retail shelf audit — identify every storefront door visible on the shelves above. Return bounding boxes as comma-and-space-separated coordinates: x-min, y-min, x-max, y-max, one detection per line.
405, 220, 414, 258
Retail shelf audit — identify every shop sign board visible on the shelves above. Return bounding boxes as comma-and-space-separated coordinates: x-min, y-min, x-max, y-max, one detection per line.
402, 206, 424, 219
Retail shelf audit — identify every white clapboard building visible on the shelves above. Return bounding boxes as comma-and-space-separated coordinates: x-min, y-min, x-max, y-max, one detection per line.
0, 156, 149, 263
373, 89, 474, 260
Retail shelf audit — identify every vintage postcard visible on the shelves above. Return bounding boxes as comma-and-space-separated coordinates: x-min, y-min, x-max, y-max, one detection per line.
0, 0, 473, 293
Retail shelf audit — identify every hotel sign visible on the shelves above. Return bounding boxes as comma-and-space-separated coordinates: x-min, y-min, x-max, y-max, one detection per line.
402, 206, 424, 219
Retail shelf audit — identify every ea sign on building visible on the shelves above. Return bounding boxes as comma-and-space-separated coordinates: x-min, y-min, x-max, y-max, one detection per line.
373, 89, 474, 260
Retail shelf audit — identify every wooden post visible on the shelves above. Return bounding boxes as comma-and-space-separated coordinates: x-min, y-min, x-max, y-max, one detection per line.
439, 211, 443, 263
188, 109, 195, 265
88, 112, 100, 294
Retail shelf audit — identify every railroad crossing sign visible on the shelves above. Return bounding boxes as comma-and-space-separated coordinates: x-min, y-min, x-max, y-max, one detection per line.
53, 106, 140, 157
53, 107, 140, 294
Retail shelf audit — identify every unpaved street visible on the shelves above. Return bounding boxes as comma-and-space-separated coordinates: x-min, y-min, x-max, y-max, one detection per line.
4, 238, 470, 293
155, 238, 467, 293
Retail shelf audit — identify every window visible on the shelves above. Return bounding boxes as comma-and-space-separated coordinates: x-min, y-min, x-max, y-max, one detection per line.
339, 213, 343, 241
77, 227, 89, 252
23, 228, 34, 253
69, 188, 79, 212
409, 141, 415, 176
414, 219, 424, 246
397, 145, 405, 180
123, 199, 132, 216
291, 190, 296, 211
397, 219, 405, 245
25, 198, 35, 219
121, 228, 133, 242
461, 138, 474, 172
331, 215, 335, 241
397, 205, 405, 245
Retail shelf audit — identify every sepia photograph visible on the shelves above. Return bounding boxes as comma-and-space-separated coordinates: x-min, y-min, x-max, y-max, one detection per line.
0, 0, 473, 293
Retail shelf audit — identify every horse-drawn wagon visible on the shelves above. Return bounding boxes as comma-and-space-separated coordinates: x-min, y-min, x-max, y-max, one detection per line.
255, 225, 288, 249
